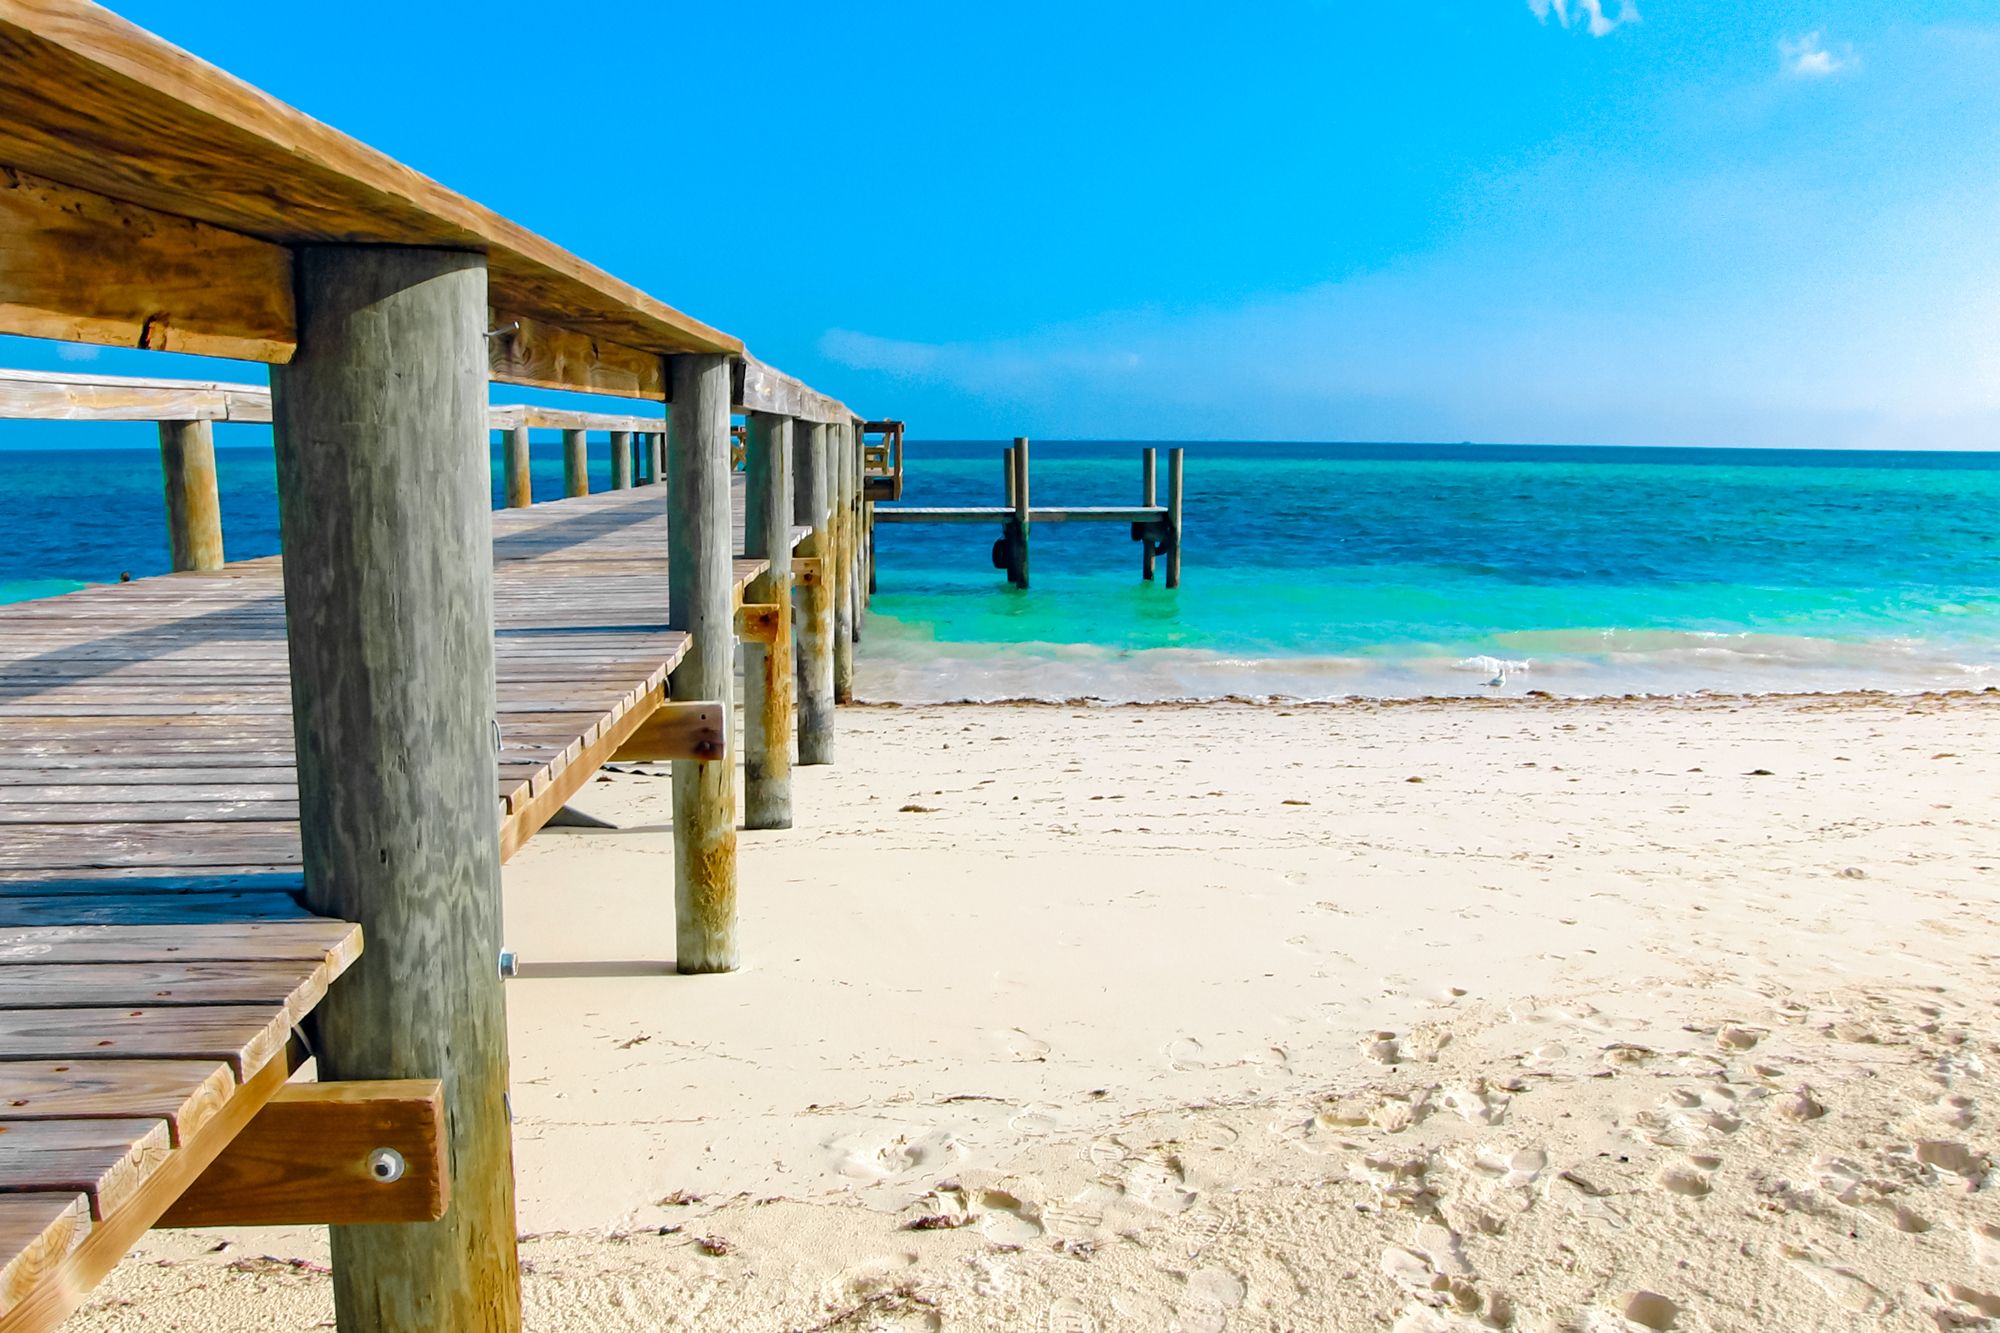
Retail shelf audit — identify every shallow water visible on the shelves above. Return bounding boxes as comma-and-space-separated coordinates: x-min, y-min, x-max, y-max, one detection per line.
3, 439, 1995, 700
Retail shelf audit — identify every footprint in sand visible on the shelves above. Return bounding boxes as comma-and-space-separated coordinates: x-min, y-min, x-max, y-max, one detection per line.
1040, 1197, 1105, 1240
1915, 1139, 1990, 1181
1176, 1265, 1246, 1333
1440, 1081, 1508, 1126
992, 1027, 1051, 1062
1045, 1297, 1096, 1333
1181, 1209, 1230, 1256
1166, 1037, 1213, 1071
1655, 1160, 1713, 1199
1008, 1102, 1061, 1135
833, 1126, 962, 1181
1122, 1148, 1198, 1213
1973, 1223, 2000, 1267
1783, 1246, 1889, 1315
974, 1189, 1043, 1245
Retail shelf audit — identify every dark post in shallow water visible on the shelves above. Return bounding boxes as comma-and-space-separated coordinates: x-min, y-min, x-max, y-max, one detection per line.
666, 354, 737, 972
1141, 447, 1158, 581
831, 419, 856, 704
1009, 436, 1031, 588
504, 423, 532, 508
1165, 446, 1184, 589
270, 245, 520, 1332
743, 411, 794, 828
793, 420, 835, 764
562, 428, 589, 498
157, 419, 224, 571
609, 429, 632, 490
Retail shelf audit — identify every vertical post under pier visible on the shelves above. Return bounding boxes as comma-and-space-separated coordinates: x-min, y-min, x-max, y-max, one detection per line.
647, 432, 665, 486
849, 424, 865, 639
793, 421, 835, 764
666, 354, 738, 972
504, 423, 532, 508
637, 429, 656, 485
1166, 445, 1184, 589
1141, 447, 1158, 581
156, 419, 224, 571
610, 429, 633, 490
1011, 436, 1031, 589
743, 412, 794, 828
270, 245, 520, 1332
562, 429, 589, 498
832, 420, 855, 704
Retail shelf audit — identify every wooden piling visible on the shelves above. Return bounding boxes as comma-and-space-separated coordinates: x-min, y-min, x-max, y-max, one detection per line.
849, 424, 866, 638
156, 419, 224, 571
562, 429, 588, 498
666, 354, 738, 973
609, 429, 632, 490
1166, 445, 1184, 589
832, 420, 856, 704
793, 420, 836, 764
636, 429, 656, 486
1011, 436, 1031, 589
269, 245, 520, 1332
504, 423, 532, 508
742, 411, 794, 829
1142, 447, 1157, 581
646, 431, 664, 486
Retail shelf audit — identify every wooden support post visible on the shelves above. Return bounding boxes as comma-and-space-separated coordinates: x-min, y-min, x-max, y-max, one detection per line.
666, 354, 737, 973
651, 431, 665, 484
793, 421, 835, 764
504, 423, 532, 508
609, 429, 632, 490
1166, 445, 1184, 589
270, 245, 520, 1332
1142, 446, 1158, 581
832, 420, 856, 704
1011, 436, 1032, 589
156, 419, 224, 571
1003, 442, 1017, 508
636, 429, 655, 486
849, 424, 866, 639
742, 411, 794, 829
561, 429, 589, 498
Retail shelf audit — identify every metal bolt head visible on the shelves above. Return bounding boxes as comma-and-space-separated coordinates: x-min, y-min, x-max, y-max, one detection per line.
498, 949, 518, 979
368, 1147, 406, 1184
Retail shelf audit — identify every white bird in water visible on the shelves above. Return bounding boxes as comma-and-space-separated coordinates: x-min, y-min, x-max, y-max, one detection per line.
1485, 664, 1509, 688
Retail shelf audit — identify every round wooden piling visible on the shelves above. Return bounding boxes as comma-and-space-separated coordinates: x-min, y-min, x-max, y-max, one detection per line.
156, 419, 224, 571
609, 429, 632, 490
849, 425, 866, 640
561, 429, 588, 498
1011, 436, 1032, 589
269, 245, 521, 1333
832, 420, 856, 703
793, 420, 836, 764
1166, 446, 1184, 589
1141, 447, 1158, 581
647, 431, 664, 486
504, 423, 532, 508
666, 355, 738, 973
637, 429, 656, 486
743, 411, 794, 829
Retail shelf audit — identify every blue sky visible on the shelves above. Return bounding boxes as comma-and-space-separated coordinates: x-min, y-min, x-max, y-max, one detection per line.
6, 1, 1999, 447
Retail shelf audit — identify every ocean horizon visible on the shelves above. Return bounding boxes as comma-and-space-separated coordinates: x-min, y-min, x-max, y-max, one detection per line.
4, 437, 1996, 702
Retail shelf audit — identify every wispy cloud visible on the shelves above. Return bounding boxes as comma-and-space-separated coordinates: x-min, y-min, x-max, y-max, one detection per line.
1781, 31, 1857, 77
1527, 0, 1639, 38
54, 343, 100, 363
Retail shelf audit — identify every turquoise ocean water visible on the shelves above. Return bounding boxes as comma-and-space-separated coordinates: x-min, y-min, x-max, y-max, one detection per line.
3, 440, 1996, 700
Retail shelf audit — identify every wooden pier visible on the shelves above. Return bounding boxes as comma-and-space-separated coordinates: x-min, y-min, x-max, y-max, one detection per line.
0, 2, 881, 1327
873, 438, 1184, 588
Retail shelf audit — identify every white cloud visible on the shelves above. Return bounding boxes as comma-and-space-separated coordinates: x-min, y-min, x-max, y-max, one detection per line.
54, 343, 101, 362
1781, 31, 1857, 77
1527, 0, 1639, 37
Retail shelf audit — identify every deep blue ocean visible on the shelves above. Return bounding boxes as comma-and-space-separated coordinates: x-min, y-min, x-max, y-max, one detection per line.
3, 438, 1996, 699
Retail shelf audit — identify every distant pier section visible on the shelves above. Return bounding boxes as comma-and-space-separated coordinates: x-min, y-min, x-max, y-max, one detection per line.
873, 439, 1184, 588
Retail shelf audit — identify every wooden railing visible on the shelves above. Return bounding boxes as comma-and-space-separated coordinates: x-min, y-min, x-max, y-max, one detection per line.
0, 2, 882, 1328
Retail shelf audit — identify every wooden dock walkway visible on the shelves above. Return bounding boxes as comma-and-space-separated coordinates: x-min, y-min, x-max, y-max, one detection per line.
0, 481, 784, 1322
0, 0, 881, 1324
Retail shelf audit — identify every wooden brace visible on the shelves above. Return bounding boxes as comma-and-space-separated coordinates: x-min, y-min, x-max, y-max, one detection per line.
735, 603, 783, 645
157, 1080, 446, 1228
609, 700, 726, 763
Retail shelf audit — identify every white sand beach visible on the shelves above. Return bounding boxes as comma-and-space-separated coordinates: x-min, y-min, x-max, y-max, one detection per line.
76, 692, 2000, 1331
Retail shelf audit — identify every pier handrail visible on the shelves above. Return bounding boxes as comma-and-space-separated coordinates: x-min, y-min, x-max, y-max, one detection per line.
0, 0, 852, 423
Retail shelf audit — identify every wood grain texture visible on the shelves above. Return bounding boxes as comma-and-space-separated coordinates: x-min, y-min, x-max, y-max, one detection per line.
158, 1080, 446, 1228
0, 1191, 89, 1322
0, 3, 738, 361
503, 425, 532, 509
791, 422, 835, 766
560, 430, 588, 499
0, 368, 270, 422
485, 311, 666, 401
831, 421, 856, 703
0, 165, 293, 361
608, 700, 725, 764
1166, 446, 1184, 589
0, 1119, 168, 1220
742, 413, 793, 829
608, 430, 631, 492
732, 354, 853, 425
665, 355, 738, 974
269, 245, 520, 1331
156, 420, 223, 571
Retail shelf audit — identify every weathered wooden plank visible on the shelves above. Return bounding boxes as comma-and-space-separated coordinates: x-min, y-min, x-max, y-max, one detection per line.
0, 921, 357, 965
486, 310, 667, 401
0, 960, 347, 1011
158, 1080, 446, 1228
0, 1191, 90, 1320
0, 1120, 170, 1220
0, 1007, 288, 1078
0, 368, 270, 423
733, 354, 853, 425
0, 1061, 233, 1146
0, 165, 294, 361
